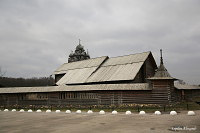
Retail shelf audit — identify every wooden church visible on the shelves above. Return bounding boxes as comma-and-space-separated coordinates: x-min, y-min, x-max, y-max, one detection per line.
1, 42, 197, 107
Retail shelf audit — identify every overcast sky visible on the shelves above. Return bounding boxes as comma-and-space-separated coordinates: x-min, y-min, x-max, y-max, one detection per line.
0, 0, 200, 85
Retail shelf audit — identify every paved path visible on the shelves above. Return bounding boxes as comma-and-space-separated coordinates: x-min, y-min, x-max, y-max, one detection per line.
0, 110, 200, 133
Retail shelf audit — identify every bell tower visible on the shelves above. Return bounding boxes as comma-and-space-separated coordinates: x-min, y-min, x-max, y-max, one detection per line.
148, 50, 177, 104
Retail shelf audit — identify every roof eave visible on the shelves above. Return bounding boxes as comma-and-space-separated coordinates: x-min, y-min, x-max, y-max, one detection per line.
146, 77, 178, 80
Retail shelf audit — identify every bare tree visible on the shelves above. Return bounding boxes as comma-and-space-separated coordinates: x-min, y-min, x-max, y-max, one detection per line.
0, 67, 6, 77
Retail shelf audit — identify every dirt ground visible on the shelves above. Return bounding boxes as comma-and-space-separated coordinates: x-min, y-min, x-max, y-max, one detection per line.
0, 110, 200, 133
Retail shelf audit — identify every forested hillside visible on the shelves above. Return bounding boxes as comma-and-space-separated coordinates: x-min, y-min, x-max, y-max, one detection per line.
0, 77, 54, 87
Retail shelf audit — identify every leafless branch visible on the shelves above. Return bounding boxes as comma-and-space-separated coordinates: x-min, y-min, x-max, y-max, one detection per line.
0, 67, 6, 77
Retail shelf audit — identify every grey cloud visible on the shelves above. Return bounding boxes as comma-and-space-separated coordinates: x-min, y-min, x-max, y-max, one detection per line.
0, 0, 199, 84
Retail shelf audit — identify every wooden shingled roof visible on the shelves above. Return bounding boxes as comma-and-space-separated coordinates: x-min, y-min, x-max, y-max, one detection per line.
147, 50, 176, 80
175, 83, 200, 90
0, 83, 150, 94
55, 51, 155, 85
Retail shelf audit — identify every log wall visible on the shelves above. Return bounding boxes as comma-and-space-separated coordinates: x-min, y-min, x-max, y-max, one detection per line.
151, 80, 177, 104
0, 88, 178, 107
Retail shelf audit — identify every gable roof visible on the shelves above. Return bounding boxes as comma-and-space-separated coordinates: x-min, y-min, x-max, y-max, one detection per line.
55, 51, 153, 85
55, 56, 108, 85
85, 52, 151, 83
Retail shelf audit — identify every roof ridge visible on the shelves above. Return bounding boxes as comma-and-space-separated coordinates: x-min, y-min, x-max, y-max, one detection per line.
108, 51, 151, 59
62, 56, 108, 65
55, 65, 101, 72
101, 61, 145, 67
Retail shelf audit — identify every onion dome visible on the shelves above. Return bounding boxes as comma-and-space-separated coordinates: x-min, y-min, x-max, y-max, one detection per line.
76, 44, 84, 50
